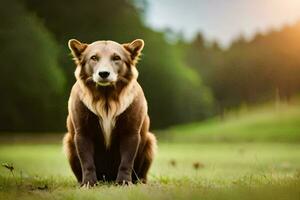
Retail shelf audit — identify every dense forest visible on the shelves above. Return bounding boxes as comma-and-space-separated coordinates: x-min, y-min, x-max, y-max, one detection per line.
182, 25, 300, 112
0, 0, 299, 132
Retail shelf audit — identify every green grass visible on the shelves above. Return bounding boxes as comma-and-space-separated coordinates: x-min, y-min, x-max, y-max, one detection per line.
1, 100, 300, 199
160, 101, 300, 143
1, 142, 300, 199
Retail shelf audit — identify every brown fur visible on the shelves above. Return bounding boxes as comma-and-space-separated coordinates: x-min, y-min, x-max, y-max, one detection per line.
63, 39, 156, 186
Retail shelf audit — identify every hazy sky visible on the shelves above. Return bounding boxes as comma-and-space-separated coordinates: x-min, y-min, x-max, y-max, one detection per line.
146, 0, 300, 47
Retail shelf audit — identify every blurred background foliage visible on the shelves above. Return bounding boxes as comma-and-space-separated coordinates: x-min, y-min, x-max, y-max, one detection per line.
1, 0, 299, 132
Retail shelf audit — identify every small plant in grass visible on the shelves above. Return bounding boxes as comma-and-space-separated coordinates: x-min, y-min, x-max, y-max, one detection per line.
169, 159, 177, 167
193, 162, 205, 170
2, 163, 14, 173
2, 163, 18, 185
1, 162, 49, 190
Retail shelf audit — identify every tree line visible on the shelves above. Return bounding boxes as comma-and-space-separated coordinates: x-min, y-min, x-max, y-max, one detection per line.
181, 24, 300, 113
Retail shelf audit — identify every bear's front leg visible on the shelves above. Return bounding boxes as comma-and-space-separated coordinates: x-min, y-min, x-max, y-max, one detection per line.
116, 133, 140, 185
75, 133, 97, 187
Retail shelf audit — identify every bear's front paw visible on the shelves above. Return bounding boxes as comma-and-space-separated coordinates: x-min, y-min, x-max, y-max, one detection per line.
116, 174, 132, 186
116, 179, 133, 186
81, 177, 98, 188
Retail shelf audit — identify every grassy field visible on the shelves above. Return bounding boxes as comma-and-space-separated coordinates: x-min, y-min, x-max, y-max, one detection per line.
0, 142, 300, 200
160, 101, 300, 143
1, 101, 300, 199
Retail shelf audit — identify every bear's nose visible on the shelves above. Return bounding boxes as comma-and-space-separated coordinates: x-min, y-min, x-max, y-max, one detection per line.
98, 71, 110, 79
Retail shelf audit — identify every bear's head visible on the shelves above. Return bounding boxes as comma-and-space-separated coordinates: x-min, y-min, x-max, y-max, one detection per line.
68, 39, 144, 88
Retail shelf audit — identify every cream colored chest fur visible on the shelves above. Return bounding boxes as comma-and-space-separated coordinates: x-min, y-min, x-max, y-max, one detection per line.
77, 80, 137, 148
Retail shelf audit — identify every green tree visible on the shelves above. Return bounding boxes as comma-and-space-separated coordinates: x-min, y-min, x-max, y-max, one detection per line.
183, 23, 300, 113
0, 0, 66, 131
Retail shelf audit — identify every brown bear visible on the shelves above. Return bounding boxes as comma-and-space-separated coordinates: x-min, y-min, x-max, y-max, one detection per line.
63, 38, 157, 187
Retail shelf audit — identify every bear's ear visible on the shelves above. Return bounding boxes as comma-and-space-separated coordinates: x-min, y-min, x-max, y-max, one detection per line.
68, 39, 88, 59
123, 39, 144, 63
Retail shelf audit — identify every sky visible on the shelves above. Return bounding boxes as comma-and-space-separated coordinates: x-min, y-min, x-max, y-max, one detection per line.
146, 0, 300, 47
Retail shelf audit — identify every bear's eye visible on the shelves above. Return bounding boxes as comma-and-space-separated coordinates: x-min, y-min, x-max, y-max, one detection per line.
112, 55, 121, 61
90, 55, 98, 61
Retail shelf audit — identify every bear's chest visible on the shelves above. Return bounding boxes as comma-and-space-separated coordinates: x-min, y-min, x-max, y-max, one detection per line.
80, 89, 136, 148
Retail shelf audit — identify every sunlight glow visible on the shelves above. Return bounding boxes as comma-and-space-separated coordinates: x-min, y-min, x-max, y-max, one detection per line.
146, 0, 300, 46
